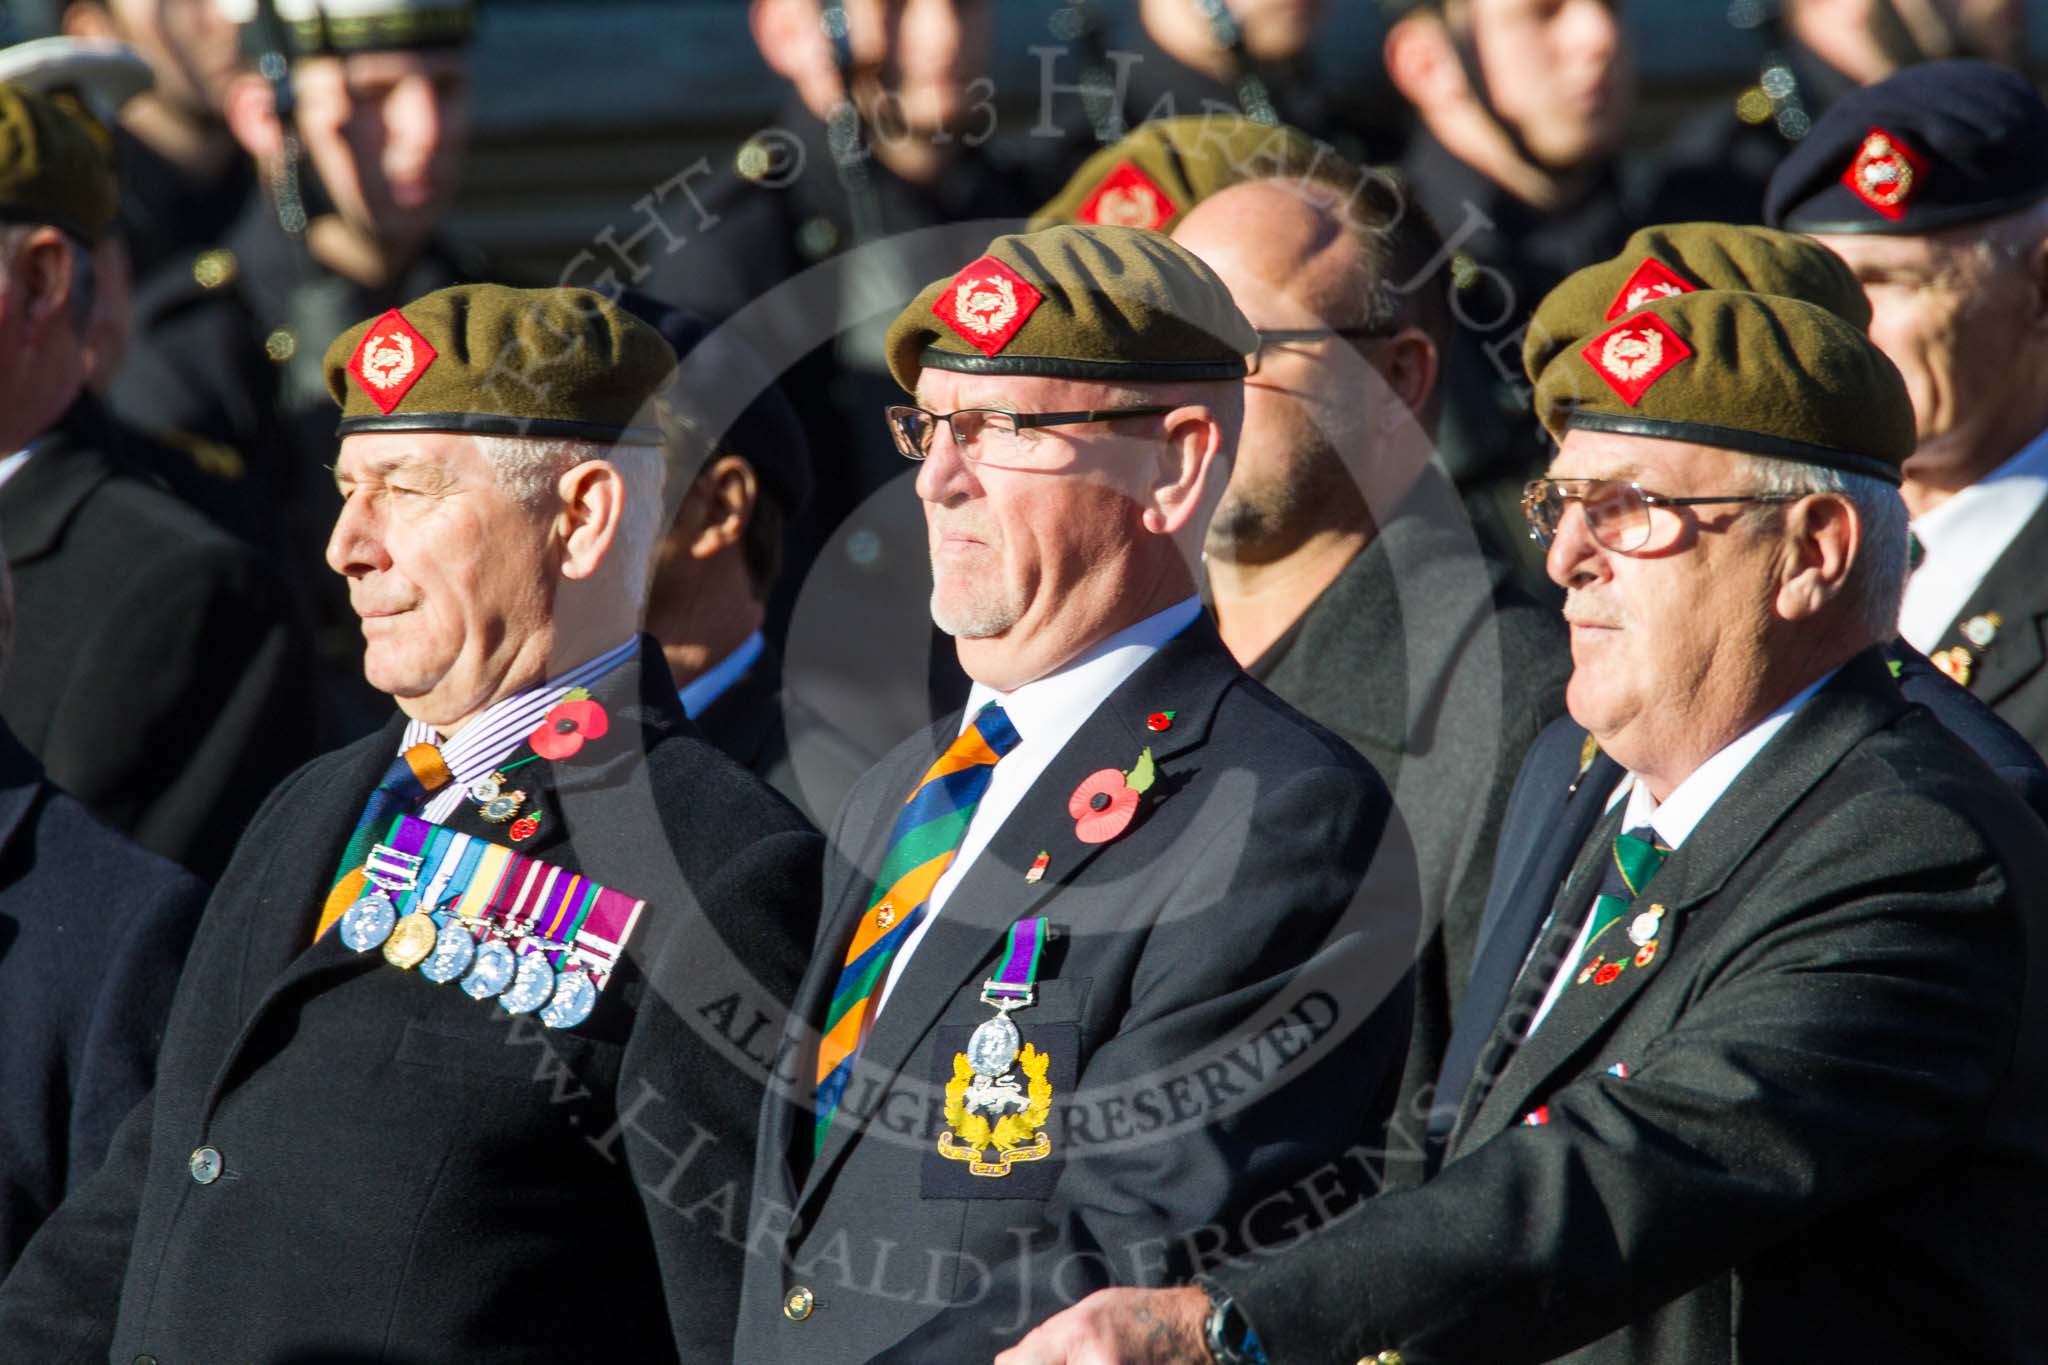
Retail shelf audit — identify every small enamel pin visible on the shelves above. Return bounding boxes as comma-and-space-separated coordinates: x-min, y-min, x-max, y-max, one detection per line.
1962, 612, 2002, 649
1025, 850, 1049, 884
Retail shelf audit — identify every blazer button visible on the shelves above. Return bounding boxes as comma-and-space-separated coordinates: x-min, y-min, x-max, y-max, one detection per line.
783, 1285, 815, 1321
189, 1146, 223, 1185
133, 1356, 159, 1365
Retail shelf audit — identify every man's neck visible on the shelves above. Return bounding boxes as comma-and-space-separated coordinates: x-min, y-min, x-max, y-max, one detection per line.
307, 215, 420, 291
652, 598, 764, 691
1902, 411, 2048, 517
1417, 104, 1588, 215
1208, 522, 1371, 667
122, 96, 236, 178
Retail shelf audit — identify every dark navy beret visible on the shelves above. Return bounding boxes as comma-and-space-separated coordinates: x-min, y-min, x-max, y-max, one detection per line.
616, 292, 813, 518
1764, 60, 2048, 235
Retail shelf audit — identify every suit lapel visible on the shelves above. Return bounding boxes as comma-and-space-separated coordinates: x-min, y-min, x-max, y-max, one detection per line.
1929, 498, 2048, 709
1458, 651, 1909, 1149
795, 622, 1240, 1211
0, 402, 121, 568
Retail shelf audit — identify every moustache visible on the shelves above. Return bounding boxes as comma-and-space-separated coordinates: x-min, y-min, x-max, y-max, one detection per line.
1562, 591, 1626, 630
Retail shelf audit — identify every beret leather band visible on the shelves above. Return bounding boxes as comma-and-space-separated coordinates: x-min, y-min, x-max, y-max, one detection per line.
1783, 184, 2048, 237
334, 413, 665, 444
1566, 410, 1905, 486
914, 348, 1249, 384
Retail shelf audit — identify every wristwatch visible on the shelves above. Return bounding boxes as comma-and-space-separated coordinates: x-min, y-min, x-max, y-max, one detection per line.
1194, 1276, 1269, 1365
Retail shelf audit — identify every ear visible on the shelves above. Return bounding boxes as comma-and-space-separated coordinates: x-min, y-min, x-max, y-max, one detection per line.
1373, 326, 1440, 419
59, 3, 116, 40
680, 454, 759, 562
750, 0, 843, 122
1384, 11, 1466, 109
222, 71, 284, 163
12, 229, 80, 341
555, 459, 630, 584
1774, 493, 1860, 622
1142, 406, 1221, 537
2022, 229, 2048, 331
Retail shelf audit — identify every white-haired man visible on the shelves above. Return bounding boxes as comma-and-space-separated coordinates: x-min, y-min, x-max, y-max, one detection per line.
1005, 291, 2048, 1363
0, 284, 825, 1362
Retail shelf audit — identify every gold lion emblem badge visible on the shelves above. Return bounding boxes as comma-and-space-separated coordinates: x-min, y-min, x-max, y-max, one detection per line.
952, 274, 1020, 338
359, 331, 417, 390
937, 1042, 1053, 1177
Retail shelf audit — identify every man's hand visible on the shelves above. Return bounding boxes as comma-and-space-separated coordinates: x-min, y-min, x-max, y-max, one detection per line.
996, 1286, 1212, 1365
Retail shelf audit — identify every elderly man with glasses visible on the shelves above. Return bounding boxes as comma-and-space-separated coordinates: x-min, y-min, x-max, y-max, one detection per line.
1004, 277, 2048, 1363
735, 224, 1419, 1363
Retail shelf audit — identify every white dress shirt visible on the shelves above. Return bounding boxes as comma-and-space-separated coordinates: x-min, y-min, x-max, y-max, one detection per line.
677, 629, 765, 718
0, 443, 38, 493
1526, 670, 1835, 1034
873, 596, 1202, 1011
1898, 427, 2048, 652
403, 638, 641, 824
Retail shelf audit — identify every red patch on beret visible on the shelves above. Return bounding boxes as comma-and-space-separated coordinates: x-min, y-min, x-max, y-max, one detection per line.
1077, 160, 1178, 231
1604, 258, 1696, 321
1580, 313, 1693, 407
1843, 127, 1927, 221
930, 256, 1043, 357
347, 308, 437, 415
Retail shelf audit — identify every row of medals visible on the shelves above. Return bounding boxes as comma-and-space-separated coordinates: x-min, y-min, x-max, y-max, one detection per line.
336, 770, 595, 1029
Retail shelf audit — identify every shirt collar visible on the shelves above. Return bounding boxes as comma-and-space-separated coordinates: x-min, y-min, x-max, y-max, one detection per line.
1910, 424, 2048, 553
400, 637, 640, 795
1608, 668, 1837, 848
677, 630, 765, 719
960, 597, 1201, 745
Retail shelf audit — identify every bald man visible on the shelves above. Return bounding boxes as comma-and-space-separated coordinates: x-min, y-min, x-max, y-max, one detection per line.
1174, 168, 1569, 1178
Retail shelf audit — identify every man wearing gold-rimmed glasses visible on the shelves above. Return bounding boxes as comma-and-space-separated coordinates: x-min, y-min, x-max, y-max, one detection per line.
1006, 284, 2048, 1365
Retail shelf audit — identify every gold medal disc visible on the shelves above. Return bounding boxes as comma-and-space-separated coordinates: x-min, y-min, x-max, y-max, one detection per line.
384, 912, 440, 969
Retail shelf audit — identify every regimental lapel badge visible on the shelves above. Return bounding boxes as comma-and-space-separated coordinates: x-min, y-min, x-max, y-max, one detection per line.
1932, 645, 1975, 687
1963, 612, 2002, 648
938, 918, 1055, 1178
1025, 850, 1049, 884
1568, 733, 1602, 798
1070, 746, 1158, 845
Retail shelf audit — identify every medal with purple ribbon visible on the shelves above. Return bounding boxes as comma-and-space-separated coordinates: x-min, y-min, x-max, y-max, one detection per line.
966, 918, 1046, 1078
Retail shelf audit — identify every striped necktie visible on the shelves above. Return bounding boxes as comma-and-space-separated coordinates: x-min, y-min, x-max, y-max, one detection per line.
313, 742, 452, 942
812, 702, 1021, 1153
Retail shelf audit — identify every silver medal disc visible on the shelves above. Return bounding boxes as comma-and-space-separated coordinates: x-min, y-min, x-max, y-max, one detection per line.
1628, 912, 1662, 947
337, 890, 397, 952
461, 938, 518, 999
540, 967, 598, 1029
966, 1012, 1021, 1078
468, 773, 503, 803
419, 919, 479, 984
499, 951, 558, 1015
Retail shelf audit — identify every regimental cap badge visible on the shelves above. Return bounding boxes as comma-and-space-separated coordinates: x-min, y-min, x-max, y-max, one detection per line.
1077, 160, 1178, 232
1844, 127, 1927, 221
346, 307, 437, 415
1604, 258, 1695, 321
930, 255, 1043, 358
1580, 313, 1692, 406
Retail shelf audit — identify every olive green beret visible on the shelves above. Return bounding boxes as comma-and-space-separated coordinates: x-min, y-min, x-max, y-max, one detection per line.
0, 82, 116, 243
885, 224, 1256, 392
1027, 114, 1329, 234
1523, 222, 1870, 386
218, 0, 474, 57
324, 284, 675, 443
1530, 290, 1913, 484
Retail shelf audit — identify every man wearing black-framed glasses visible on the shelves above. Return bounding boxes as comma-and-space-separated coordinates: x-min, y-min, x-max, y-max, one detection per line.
740, 223, 1418, 1364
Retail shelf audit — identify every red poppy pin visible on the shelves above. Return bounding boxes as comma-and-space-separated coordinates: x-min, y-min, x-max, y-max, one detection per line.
530, 687, 609, 760
1070, 747, 1157, 845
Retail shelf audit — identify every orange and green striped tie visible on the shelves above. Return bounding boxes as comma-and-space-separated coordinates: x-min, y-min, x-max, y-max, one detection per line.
812, 702, 1021, 1153
313, 742, 451, 942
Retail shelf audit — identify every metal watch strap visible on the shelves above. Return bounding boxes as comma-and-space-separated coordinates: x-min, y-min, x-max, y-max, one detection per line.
1194, 1275, 1267, 1365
